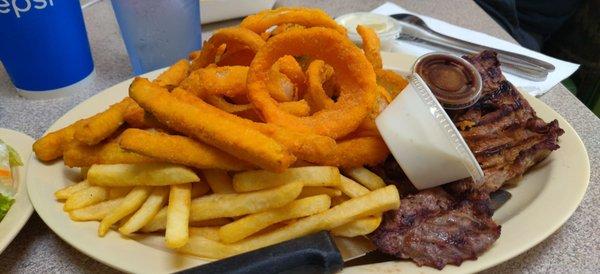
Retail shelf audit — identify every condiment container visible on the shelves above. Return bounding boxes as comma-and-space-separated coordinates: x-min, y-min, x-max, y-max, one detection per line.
376, 53, 484, 189
335, 12, 401, 51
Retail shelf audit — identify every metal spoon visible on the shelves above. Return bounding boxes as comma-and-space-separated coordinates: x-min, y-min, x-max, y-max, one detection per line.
390, 14, 555, 81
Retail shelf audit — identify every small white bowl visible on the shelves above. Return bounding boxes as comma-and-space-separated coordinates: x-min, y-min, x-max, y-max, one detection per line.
375, 74, 484, 190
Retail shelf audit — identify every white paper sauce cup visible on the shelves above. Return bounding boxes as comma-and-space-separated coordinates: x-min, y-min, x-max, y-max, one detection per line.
376, 74, 484, 190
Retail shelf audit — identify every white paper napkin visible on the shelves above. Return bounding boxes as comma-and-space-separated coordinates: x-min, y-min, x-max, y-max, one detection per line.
372, 2, 579, 96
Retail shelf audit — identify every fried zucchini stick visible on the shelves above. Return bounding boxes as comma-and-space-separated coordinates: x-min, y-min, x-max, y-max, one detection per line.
63, 141, 158, 167
315, 136, 389, 168
33, 119, 87, 161
123, 101, 167, 130
170, 88, 336, 163
119, 129, 253, 171
74, 97, 134, 145
129, 78, 295, 172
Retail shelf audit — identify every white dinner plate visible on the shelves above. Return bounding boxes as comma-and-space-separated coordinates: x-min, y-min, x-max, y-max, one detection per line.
0, 128, 34, 254
27, 54, 590, 273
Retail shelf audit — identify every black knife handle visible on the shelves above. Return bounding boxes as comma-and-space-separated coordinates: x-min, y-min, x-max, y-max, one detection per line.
177, 231, 344, 274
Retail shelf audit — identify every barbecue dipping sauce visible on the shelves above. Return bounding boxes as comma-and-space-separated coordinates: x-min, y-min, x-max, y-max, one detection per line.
414, 54, 482, 109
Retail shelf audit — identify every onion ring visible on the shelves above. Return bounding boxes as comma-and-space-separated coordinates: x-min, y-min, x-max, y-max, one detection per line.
188, 50, 202, 60
180, 66, 248, 98
247, 27, 377, 139
279, 100, 310, 117
217, 47, 256, 66
267, 55, 306, 102
304, 60, 335, 111
376, 69, 408, 98
261, 23, 307, 40
357, 25, 382, 69
205, 95, 254, 113
191, 27, 265, 70
241, 7, 347, 35
207, 95, 310, 117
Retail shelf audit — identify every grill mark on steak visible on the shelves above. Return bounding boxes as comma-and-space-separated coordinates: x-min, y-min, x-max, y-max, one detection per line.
370, 188, 501, 270
448, 50, 563, 196
370, 50, 563, 269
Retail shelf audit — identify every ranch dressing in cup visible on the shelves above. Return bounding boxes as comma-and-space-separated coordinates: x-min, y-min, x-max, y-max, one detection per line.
335, 12, 401, 51
376, 53, 484, 190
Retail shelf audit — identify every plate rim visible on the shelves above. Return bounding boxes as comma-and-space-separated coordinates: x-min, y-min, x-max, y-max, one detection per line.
27, 57, 590, 273
0, 128, 34, 254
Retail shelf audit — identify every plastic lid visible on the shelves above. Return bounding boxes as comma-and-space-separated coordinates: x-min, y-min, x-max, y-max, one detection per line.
413, 53, 482, 110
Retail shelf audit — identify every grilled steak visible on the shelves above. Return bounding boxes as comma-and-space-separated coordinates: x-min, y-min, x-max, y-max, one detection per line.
369, 51, 563, 269
449, 50, 564, 196
370, 188, 500, 269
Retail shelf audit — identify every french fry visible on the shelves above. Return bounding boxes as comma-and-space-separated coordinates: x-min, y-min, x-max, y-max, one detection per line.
331, 195, 349, 206
331, 215, 382, 237
55, 180, 90, 200
153, 59, 190, 88
108, 187, 133, 199
140, 207, 168, 232
98, 186, 153, 236
191, 181, 210, 198
141, 206, 230, 232
190, 182, 303, 221
190, 218, 232, 227
219, 195, 331, 243
129, 78, 295, 172
74, 97, 133, 146
203, 169, 235, 194
232, 166, 340, 192
231, 185, 399, 252
69, 198, 125, 221
64, 186, 108, 211
179, 185, 399, 259
338, 175, 369, 198
298, 186, 342, 198
189, 227, 221, 242
179, 234, 243, 259
118, 186, 169, 235
81, 167, 90, 179
343, 167, 386, 190
166, 183, 192, 248
63, 141, 158, 168
119, 129, 252, 171
87, 163, 199, 187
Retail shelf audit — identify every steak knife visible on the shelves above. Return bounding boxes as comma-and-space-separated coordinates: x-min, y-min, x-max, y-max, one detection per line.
389, 13, 554, 82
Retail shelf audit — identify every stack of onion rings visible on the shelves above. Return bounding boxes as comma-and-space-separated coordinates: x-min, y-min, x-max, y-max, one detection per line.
247, 27, 377, 139
178, 8, 408, 168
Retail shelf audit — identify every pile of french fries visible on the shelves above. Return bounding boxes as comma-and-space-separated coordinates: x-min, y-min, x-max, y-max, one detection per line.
56, 164, 399, 259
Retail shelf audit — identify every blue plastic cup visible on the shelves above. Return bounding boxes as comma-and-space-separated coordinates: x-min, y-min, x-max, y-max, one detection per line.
110, 0, 201, 75
0, 0, 95, 99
